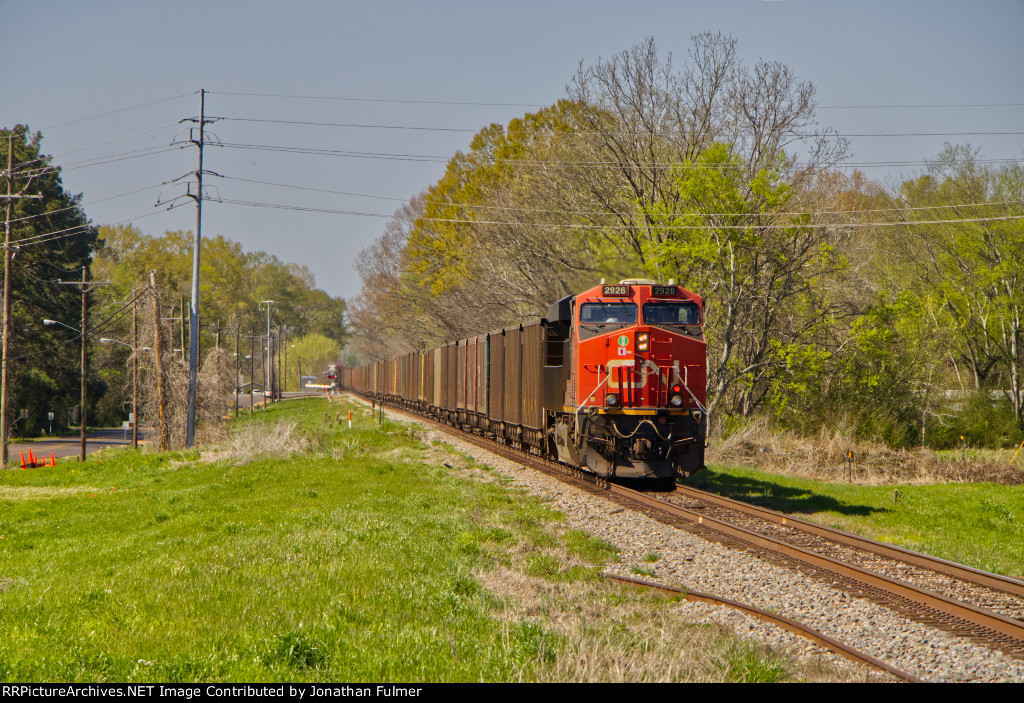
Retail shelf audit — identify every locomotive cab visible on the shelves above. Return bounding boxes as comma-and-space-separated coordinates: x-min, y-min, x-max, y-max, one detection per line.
550, 279, 707, 480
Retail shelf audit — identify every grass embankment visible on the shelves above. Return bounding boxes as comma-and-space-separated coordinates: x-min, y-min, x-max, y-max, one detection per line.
0, 398, 817, 683
685, 465, 1024, 579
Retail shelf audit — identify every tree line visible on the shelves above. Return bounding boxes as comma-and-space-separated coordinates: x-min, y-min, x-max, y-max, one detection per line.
347, 35, 1024, 449
1, 126, 348, 446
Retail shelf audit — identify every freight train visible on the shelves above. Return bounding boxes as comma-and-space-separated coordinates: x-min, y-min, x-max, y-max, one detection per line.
340, 279, 707, 484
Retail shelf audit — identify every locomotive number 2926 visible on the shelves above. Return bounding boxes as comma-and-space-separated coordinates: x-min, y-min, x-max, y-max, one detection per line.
602, 285, 629, 297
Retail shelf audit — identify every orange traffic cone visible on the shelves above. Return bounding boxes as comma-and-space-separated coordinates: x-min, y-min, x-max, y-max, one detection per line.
50, 453, 57, 467
19, 451, 27, 469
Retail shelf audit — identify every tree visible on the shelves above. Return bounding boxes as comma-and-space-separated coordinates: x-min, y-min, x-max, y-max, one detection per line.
285, 333, 341, 385
1, 126, 98, 438
895, 145, 1024, 433
566, 35, 848, 269
90, 225, 348, 435
643, 144, 847, 424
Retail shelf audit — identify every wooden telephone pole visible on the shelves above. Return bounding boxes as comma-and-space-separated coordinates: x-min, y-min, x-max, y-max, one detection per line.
1, 134, 42, 468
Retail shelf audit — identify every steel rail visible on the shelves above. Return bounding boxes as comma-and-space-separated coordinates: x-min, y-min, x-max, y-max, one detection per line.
671, 484, 1024, 598
348, 391, 1024, 656
614, 483, 1024, 649
603, 572, 922, 683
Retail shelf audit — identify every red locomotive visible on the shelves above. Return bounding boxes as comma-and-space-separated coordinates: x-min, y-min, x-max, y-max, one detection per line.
341, 279, 707, 484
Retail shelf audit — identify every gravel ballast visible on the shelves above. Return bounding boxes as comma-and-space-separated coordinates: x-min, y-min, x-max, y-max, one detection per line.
410, 420, 1024, 683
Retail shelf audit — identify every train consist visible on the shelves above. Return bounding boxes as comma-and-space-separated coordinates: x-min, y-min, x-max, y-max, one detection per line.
340, 279, 707, 483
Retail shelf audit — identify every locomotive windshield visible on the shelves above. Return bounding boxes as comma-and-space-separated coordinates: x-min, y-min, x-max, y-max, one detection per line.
580, 302, 638, 325
642, 301, 701, 325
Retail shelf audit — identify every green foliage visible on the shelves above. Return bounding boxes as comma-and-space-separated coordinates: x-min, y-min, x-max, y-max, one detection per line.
643, 143, 845, 420
1, 126, 98, 438
768, 297, 924, 446
87, 226, 347, 425
285, 333, 341, 384
93, 226, 347, 347
259, 631, 331, 671
891, 146, 1024, 435
926, 391, 1024, 450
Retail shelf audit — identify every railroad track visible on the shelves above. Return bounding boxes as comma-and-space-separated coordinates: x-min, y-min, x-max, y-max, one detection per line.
603, 572, 922, 683
618, 481, 1024, 659
659, 485, 1024, 622
354, 393, 1024, 671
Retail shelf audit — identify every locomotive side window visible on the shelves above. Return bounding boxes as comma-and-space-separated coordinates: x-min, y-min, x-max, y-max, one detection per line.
642, 301, 701, 325
580, 302, 638, 325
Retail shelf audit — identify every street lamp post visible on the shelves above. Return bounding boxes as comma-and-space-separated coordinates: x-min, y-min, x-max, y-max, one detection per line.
43, 316, 87, 461
99, 338, 151, 450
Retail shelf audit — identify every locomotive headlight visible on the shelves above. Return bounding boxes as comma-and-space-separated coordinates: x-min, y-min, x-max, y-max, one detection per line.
605, 393, 619, 407
669, 395, 684, 407
636, 332, 650, 352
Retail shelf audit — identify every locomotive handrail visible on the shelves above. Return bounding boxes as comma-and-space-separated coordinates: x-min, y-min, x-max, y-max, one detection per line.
575, 369, 609, 442
679, 376, 708, 417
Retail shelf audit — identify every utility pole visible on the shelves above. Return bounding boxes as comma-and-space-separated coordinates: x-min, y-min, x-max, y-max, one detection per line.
182, 88, 218, 448
282, 325, 288, 394
79, 268, 86, 461
233, 325, 239, 419
131, 289, 138, 450
1, 134, 42, 468
269, 331, 276, 402
150, 270, 169, 451
55, 270, 111, 461
180, 297, 185, 362
276, 326, 282, 400
260, 300, 275, 402
249, 333, 255, 415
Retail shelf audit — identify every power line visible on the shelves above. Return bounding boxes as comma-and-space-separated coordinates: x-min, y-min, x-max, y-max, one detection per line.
216, 175, 1021, 218
216, 116, 475, 133
208, 90, 1024, 111
13, 205, 166, 249
417, 213, 1024, 230
13, 146, 179, 179
217, 140, 1023, 171
817, 102, 1024, 110
41, 93, 195, 130
10, 123, 180, 175
218, 175, 406, 202
217, 196, 1024, 229
4, 182, 168, 226
207, 90, 546, 108
417, 198, 1024, 219
5, 287, 148, 364
212, 115, 1024, 139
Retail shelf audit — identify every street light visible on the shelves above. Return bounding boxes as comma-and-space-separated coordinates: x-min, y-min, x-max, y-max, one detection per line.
43, 318, 87, 461
42, 319, 77, 333
100, 338, 151, 450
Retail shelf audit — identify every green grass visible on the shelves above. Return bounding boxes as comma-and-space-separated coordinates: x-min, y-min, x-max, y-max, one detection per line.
685, 464, 1024, 579
0, 399, 618, 682
0, 399, 898, 682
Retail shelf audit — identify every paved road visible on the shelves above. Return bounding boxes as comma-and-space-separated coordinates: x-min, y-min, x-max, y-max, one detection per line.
9, 391, 326, 465
8, 427, 143, 464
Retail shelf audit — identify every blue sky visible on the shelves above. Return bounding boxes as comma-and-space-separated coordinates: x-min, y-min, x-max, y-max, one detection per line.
3, 0, 1022, 302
